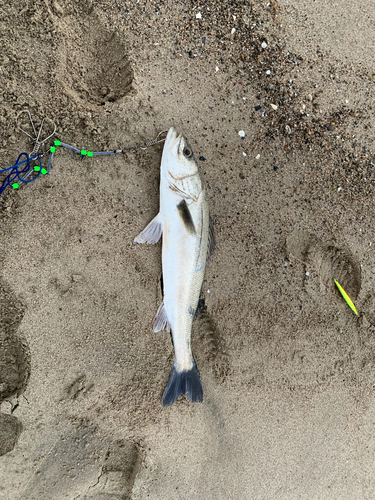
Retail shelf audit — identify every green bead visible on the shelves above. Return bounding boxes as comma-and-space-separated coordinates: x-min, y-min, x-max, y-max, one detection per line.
54, 140, 61, 146
50, 146, 56, 153
34, 166, 41, 172
12, 183, 19, 189
81, 150, 87, 156
87, 151, 93, 157
41, 168, 47, 175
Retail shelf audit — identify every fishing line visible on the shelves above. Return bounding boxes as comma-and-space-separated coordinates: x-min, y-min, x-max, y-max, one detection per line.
0, 111, 167, 196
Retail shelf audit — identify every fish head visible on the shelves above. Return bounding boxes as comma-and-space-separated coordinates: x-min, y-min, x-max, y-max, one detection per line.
161, 127, 202, 201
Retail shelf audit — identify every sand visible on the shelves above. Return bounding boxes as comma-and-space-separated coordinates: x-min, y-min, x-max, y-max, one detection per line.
1, 0, 375, 498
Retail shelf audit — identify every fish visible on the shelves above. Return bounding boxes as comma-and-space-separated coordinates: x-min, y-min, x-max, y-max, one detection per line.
134, 126, 214, 406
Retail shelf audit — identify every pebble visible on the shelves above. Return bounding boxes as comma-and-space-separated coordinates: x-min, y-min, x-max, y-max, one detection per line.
199, 156, 206, 161
270, 103, 278, 110
255, 105, 262, 111
215, 66, 219, 72
266, 70, 271, 75
338, 187, 342, 192
196, 12, 202, 19
256, 154, 260, 160
238, 130, 245, 137
285, 125, 292, 134
306, 272, 310, 276
231, 28, 236, 35
243, 152, 247, 156
261, 41, 267, 49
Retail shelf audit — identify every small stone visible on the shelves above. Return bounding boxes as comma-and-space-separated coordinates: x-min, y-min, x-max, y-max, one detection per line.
328, 125, 334, 131
243, 152, 247, 156
261, 41, 267, 49
285, 125, 292, 134
255, 105, 262, 111
231, 28, 236, 35
270, 103, 278, 110
338, 187, 342, 192
256, 154, 260, 160
266, 70, 271, 75
215, 66, 219, 72
273, 165, 278, 171
238, 130, 245, 137
199, 156, 206, 161
196, 12, 202, 19
306, 272, 310, 276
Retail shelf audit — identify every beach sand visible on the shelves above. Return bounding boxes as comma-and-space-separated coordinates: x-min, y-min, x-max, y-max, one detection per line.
1, 0, 375, 498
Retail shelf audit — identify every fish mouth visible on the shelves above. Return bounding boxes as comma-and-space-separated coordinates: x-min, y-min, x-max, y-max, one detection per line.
166, 126, 183, 151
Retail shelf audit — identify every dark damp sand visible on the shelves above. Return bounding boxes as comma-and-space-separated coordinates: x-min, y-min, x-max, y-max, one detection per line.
1, 0, 375, 498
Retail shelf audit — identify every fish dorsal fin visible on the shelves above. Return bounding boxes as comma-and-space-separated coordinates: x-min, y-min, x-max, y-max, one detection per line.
177, 200, 196, 235
207, 215, 215, 260
134, 213, 162, 244
153, 301, 171, 332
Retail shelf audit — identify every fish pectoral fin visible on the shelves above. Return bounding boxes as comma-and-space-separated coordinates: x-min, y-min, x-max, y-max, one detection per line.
153, 302, 171, 332
207, 215, 215, 260
134, 213, 162, 244
177, 199, 196, 235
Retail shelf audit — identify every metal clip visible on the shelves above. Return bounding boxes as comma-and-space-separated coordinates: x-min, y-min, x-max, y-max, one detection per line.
16, 110, 56, 156
139, 130, 168, 150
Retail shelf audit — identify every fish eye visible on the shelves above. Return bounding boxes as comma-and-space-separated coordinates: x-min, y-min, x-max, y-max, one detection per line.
183, 148, 193, 158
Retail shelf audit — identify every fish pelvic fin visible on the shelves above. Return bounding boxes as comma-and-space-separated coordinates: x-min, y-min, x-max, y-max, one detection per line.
134, 213, 162, 244
162, 360, 203, 406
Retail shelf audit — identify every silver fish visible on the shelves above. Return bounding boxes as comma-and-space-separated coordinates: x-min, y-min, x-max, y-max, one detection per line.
134, 127, 214, 406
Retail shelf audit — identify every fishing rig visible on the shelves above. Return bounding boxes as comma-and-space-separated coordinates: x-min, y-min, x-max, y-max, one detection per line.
0, 111, 168, 195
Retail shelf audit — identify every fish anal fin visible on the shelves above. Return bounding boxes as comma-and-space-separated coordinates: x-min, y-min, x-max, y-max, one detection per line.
134, 214, 162, 244
153, 302, 171, 332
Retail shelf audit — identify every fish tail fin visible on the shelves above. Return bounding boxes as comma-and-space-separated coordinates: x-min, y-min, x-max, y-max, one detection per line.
162, 360, 203, 407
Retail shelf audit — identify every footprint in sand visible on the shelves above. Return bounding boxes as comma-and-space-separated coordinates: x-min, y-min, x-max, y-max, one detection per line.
193, 304, 232, 383
287, 229, 361, 303
0, 278, 30, 457
20, 429, 141, 500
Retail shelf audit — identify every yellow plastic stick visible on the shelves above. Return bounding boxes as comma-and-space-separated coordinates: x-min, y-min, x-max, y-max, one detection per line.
334, 279, 358, 315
